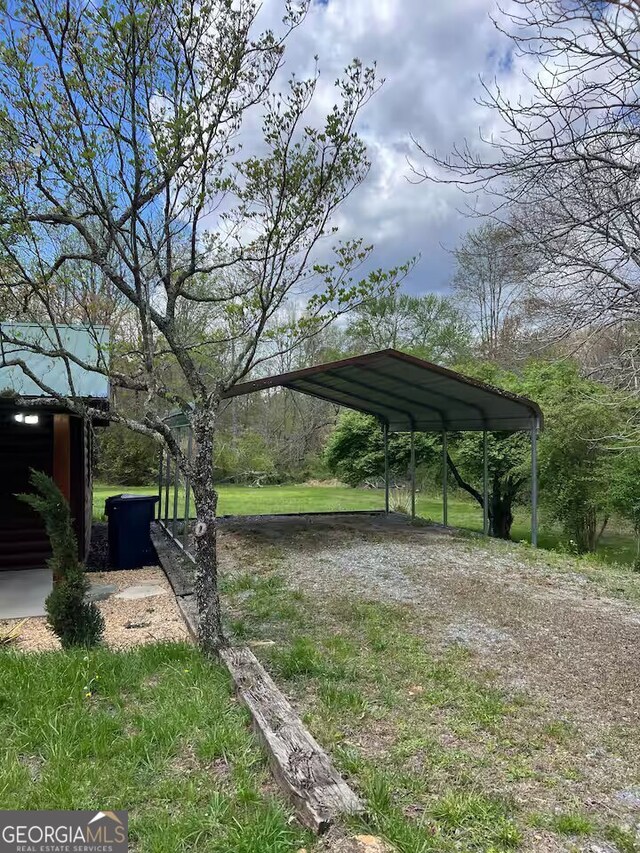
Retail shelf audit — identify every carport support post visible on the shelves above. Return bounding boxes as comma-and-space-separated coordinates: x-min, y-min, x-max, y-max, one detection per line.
158, 450, 164, 521
164, 454, 171, 526
531, 417, 539, 548
442, 430, 448, 526
183, 430, 193, 550
172, 449, 179, 537
383, 423, 390, 514
483, 429, 489, 536
410, 429, 416, 519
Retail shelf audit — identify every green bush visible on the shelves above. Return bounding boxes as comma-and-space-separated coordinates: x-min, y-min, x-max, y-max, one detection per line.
323, 411, 437, 487
19, 470, 104, 649
95, 423, 158, 486
610, 450, 640, 565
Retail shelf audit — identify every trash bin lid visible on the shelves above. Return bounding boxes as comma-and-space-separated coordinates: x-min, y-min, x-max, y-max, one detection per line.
106, 494, 159, 502
105, 494, 159, 515
120, 494, 159, 501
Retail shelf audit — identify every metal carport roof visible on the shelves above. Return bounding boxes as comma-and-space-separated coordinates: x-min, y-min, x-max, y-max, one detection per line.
224, 349, 542, 432
160, 348, 543, 547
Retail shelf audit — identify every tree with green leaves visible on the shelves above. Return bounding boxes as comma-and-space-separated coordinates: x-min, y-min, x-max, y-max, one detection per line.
19, 470, 104, 648
346, 292, 471, 364
610, 451, 640, 569
0, 0, 410, 651
445, 428, 529, 540
324, 411, 437, 488
536, 396, 619, 553
452, 360, 633, 548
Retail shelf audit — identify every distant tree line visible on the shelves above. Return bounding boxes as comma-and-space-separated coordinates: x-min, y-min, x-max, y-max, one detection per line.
97, 220, 640, 561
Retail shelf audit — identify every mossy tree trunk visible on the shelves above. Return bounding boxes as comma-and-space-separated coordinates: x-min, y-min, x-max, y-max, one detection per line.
190, 406, 225, 653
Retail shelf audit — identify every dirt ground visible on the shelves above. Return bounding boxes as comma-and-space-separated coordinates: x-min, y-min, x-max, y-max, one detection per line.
218, 512, 640, 852
0, 567, 189, 651
220, 513, 640, 727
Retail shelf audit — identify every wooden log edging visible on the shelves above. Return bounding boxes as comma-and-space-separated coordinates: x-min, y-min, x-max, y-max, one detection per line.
220, 645, 364, 834
150, 524, 199, 639
151, 524, 364, 833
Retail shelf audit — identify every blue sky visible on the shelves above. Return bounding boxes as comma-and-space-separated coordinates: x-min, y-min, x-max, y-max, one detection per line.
252, 0, 525, 296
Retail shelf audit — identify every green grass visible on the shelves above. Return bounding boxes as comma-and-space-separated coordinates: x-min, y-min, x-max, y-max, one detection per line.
550, 812, 595, 836
94, 481, 638, 566
0, 643, 309, 853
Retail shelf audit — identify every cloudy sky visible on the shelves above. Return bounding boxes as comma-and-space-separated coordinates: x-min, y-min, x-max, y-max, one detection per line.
251, 0, 524, 296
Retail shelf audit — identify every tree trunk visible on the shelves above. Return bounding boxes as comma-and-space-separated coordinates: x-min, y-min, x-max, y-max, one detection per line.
488, 474, 514, 540
191, 408, 226, 653
446, 453, 515, 540
489, 494, 513, 539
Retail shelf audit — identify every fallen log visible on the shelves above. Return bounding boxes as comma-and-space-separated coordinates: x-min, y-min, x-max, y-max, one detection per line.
152, 526, 363, 832
220, 645, 364, 833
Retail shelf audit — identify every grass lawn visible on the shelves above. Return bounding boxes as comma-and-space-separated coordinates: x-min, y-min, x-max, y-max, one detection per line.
94, 482, 638, 566
0, 643, 310, 853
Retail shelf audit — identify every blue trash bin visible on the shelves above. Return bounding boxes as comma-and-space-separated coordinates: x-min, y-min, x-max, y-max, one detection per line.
105, 494, 159, 570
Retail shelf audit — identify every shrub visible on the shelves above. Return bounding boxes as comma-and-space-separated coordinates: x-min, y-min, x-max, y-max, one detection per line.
95, 423, 158, 486
18, 470, 104, 649
323, 411, 437, 487
390, 487, 411, 515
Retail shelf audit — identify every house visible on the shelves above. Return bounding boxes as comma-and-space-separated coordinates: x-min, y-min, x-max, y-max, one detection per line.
0, 323, 109, 572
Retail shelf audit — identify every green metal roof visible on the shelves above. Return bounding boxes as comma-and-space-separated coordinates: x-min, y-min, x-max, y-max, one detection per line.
165, 349, 543, 433
0, 323, 110, 399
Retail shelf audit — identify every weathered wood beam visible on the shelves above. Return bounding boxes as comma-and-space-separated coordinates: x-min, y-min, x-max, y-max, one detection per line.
220, 646, 365, 834
152, 524, 364, 833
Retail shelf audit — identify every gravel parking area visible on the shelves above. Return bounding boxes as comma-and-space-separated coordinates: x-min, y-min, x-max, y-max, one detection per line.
218, 512, 640, 852
220, 513, 640, 727
0, 567, 189, 651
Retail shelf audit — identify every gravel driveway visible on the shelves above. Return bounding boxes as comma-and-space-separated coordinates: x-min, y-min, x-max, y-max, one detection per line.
220, 512, 640, 729
219, 512, 640, 852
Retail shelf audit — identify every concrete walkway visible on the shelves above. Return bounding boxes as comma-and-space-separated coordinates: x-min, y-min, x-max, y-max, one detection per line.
0, 569, 52, 619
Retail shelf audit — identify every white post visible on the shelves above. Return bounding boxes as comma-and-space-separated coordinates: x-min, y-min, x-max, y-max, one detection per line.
531, 417, 538, 547
483, 429, 489, 536
442, 430, 448, 526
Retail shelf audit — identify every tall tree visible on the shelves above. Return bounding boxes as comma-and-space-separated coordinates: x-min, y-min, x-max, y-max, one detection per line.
0, 0, 409, 652
346, 292, 471, 364
415, 0, 640, 365
452, 223, 532, 362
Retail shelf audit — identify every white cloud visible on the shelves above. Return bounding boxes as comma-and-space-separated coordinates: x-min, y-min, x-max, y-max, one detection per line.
243, 0, 530, 294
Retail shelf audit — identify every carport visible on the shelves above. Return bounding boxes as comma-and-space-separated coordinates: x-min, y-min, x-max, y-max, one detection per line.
158, 349, 543, 548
